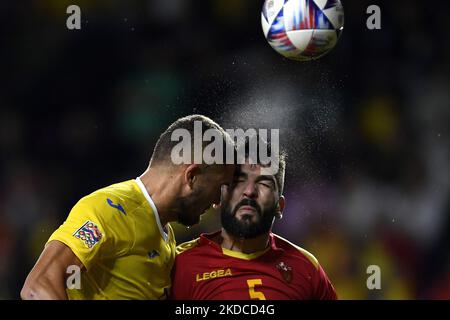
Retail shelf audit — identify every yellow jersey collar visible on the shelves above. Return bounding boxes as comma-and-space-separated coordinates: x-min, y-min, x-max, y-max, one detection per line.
135, 177, 169, 243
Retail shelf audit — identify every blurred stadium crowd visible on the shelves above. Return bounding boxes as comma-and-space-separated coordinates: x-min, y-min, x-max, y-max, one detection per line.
0, 0, 449, 299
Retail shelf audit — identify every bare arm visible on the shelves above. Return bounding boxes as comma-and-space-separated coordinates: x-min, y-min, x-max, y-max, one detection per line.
21, 240, 85, 300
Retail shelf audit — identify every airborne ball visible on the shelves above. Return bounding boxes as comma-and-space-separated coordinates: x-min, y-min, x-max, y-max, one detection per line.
262, 0, 344, 61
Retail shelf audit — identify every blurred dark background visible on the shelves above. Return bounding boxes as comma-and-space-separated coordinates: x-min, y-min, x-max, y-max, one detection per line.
0, 0, 449, 299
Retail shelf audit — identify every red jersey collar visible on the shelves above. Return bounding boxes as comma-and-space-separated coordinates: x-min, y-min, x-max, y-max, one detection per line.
199, 230, 284, 257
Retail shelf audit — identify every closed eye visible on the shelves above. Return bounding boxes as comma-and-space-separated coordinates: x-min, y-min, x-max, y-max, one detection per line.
258, 181, 274, 188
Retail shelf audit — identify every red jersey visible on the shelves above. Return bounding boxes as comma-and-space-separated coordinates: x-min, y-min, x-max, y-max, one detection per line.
170, 231, 337, 300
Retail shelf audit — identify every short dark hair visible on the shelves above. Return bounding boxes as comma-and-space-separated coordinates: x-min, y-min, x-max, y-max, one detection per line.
240, 135, 286, 195
150, 114, 234, 167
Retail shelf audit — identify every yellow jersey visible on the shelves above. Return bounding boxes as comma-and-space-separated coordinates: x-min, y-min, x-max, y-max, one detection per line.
47, 178, 176, 300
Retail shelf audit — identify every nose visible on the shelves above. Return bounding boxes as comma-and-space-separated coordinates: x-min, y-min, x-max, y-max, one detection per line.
243, 181, 257, 199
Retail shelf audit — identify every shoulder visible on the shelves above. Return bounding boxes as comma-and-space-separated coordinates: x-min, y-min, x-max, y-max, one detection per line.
272, 234, 319, 270
176, 237, 202, 256
272, 234, 337, 299
73, 180, 139, 215
84, 180, 139, 205
176, 231, 222, 257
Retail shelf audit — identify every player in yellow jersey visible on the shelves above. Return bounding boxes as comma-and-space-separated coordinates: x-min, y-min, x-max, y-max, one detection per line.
21, 114, 235, 300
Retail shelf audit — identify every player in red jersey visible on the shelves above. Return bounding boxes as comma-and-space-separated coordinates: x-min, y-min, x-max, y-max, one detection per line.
170, 138, 337, 300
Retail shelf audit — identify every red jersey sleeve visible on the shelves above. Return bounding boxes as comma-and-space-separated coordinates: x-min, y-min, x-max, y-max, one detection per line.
314, 264, 338, 300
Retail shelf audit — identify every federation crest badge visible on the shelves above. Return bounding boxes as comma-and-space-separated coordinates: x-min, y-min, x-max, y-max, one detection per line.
73, 220, 103, 249
276, 261, 293, 283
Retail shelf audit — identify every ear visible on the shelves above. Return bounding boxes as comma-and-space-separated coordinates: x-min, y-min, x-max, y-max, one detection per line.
275, 195, 285, 220
184, 164, 202, 190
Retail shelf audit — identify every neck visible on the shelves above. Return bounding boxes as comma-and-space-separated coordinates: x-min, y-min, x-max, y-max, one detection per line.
219, 228, 271, 254
139, 166, 180, 225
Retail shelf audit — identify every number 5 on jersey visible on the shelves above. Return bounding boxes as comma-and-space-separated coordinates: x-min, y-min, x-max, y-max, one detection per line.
247, 279, 266, 300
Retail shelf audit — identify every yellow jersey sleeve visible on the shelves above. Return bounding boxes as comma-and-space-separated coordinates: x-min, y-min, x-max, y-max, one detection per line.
48, 193, 133, 270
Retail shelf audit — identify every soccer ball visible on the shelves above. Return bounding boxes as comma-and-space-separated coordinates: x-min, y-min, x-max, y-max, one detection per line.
261, 0, 344, 61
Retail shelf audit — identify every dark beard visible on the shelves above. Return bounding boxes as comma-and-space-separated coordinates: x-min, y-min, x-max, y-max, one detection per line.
221, 198, 276, 239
